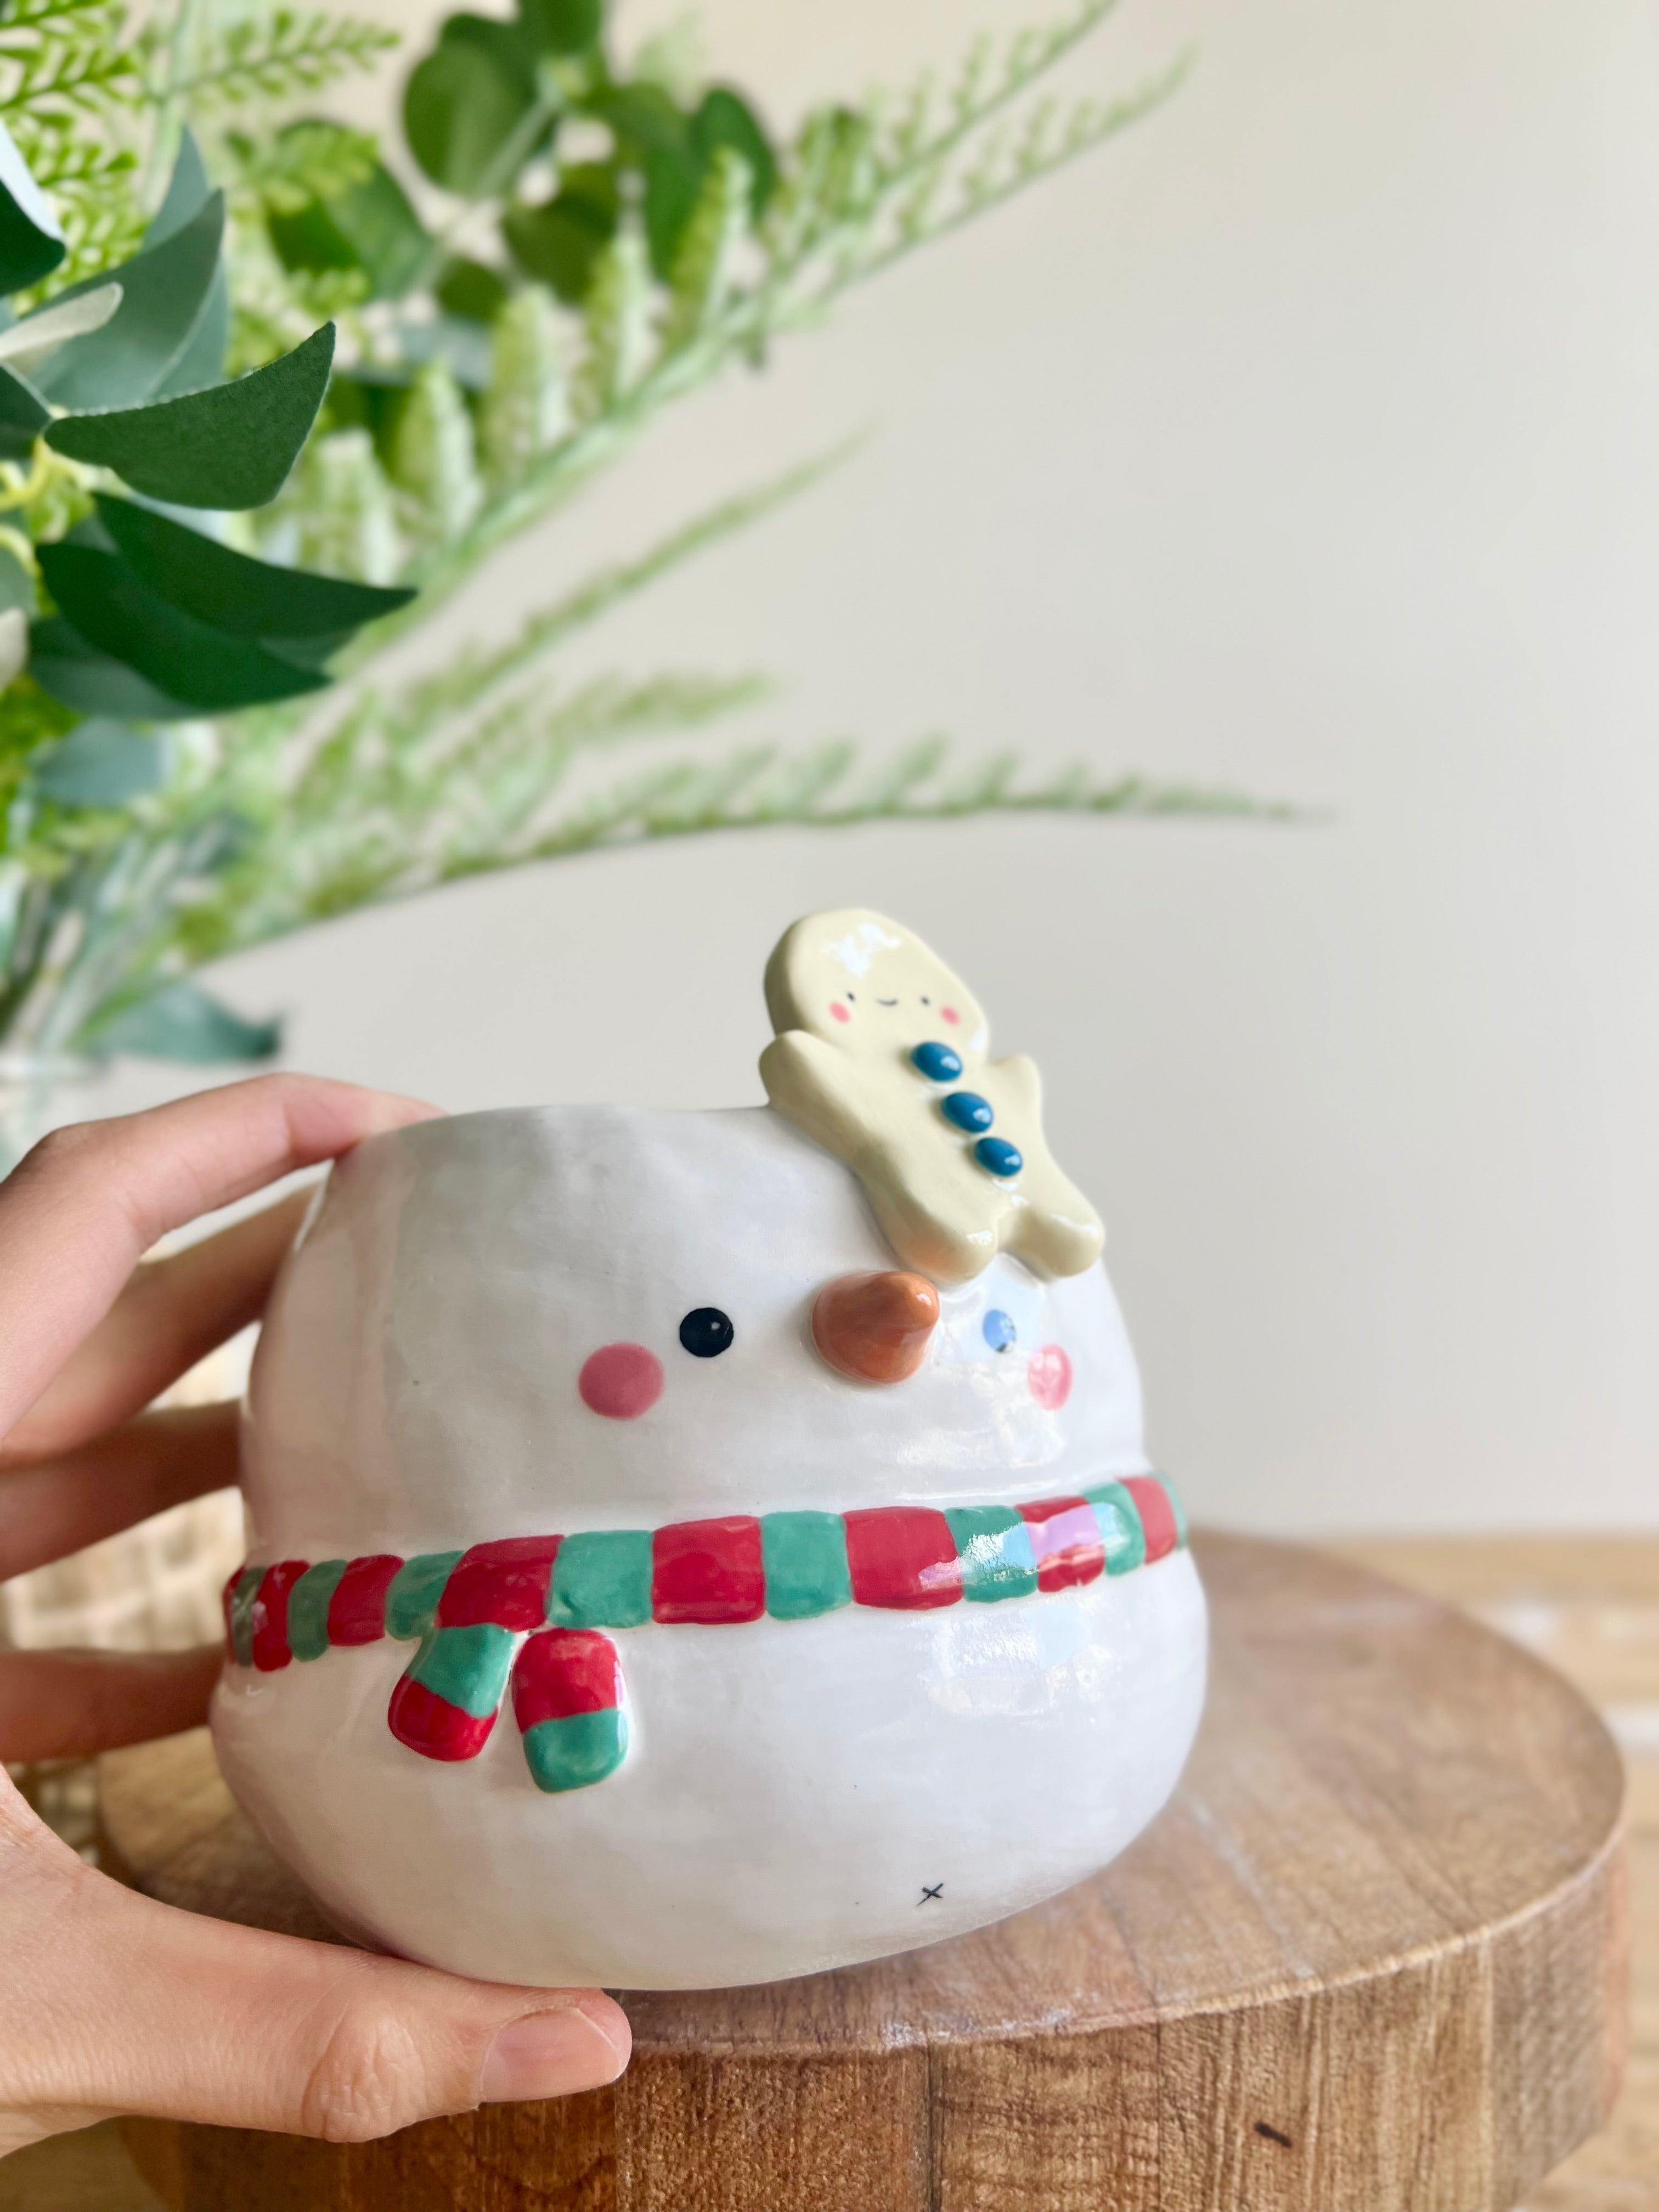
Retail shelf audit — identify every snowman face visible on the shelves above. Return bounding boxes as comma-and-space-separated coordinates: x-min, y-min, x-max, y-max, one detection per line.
242, 1104, 1146, 1559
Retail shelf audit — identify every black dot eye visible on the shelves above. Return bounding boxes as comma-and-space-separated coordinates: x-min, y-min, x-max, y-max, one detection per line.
679, 1307, 734, 1358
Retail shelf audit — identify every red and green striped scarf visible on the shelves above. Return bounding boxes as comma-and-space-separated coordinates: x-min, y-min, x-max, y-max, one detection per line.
224, 1474, 1187, 1796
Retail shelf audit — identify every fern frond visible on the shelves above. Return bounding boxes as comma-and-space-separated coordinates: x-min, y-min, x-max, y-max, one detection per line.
223, 120, 379, 217
661, 147, 753, 353
844, 58, 1192, 293
577, 227, 654, 417
337, 435, 857, 685
166, 9, 396, 109
0, 4, 144, 115
5, 115, 143, 280
514, 743, 1288, 862
171, 667, 771, 950
169, 714, 1288, 967
480, 287, 569, 487
330, 0, 1189, 657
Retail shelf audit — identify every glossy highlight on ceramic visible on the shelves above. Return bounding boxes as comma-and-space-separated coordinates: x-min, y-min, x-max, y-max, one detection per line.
224, 1476, 1187, 1793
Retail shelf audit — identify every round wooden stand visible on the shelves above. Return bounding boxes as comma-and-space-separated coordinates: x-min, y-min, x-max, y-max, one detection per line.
99, 1532, 1628, 2212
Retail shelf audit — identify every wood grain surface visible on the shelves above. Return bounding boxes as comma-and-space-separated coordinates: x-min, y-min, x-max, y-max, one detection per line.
95, 1531, 1628, 2212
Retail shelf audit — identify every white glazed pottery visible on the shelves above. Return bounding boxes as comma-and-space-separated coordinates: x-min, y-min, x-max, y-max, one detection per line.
212, 914, 1206, 1991
213, 1105, 1206, 1989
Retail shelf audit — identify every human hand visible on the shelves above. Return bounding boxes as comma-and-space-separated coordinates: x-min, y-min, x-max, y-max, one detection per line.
0, 1075, 630, 2159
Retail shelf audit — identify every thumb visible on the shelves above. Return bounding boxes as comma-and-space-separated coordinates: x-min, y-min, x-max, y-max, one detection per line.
2, 1815, 629, 2146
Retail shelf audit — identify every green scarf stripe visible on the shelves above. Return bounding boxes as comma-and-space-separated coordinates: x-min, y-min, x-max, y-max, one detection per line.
944, 1505, 1040, 1602
522, 1709, 630, 1793
387, 1550, 462, 1641
761, 1510, 853, 1619
287, 1559, 347, 1661
410, 1623, 516, 1718
549, 1530, 653, 1628
1081, 1482, 1147, 1575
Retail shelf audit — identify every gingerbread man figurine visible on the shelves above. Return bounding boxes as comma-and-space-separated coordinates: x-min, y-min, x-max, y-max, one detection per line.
759, 908, 1104, 1283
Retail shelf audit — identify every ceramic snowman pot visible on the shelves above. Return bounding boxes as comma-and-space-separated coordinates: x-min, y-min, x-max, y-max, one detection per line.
213, 911, 1207, 1990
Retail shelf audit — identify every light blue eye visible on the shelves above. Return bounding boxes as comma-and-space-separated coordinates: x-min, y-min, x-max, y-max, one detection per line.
983, 1308, 1017, 1353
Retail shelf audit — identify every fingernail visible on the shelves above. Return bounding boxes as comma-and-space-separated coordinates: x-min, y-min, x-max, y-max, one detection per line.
481, 2001, 628, 2102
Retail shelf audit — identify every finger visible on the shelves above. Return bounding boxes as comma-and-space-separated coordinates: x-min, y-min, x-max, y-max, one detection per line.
0, 1825, 630, 2143
0, 1076, 439, 1441
0, 1647, 222, 1762
2, 1195, 308, 1466
0, 1403, 238, 1582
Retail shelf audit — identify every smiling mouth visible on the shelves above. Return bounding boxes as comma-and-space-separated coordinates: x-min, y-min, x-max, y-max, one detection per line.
876, 997, 899, 1006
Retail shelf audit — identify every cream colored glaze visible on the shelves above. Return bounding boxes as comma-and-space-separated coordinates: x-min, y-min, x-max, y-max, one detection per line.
760, 909, 1104, 1283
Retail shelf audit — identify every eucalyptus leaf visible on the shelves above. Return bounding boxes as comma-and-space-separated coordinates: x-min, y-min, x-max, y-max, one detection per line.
694, 88, 777, 212
642, 88, 776, 274
0, 119, 64, 294
46, 324, 336, 509
147, 130, 230, 399
0, 285, 121, 378
503, 163, 616, 300
0, 607, 24, 690
0, 364, 48, 462
147, 128, 213, 246
643, 144, 704, 277
31, 717, 166, 805
442, 13, 541, 99
396, 314, 492, 392
0, 543, 33, 615
29, 617, 196, 720
586, 82, 689, 157
270, 161, 430, 302
436, 257, 509, 322
406, 41, 533, 194
520, 0, 601, 55
82, 978, 281, 1065
37, 543, 332, 710
152, 264, 229, 399
94, 496, 413, 640
315, 163, 430, 300
33, 193, 225, 410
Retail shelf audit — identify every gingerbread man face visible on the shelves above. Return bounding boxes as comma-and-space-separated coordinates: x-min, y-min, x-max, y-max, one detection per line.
760, 909, 1104, 1283
764, 911, 991, 1057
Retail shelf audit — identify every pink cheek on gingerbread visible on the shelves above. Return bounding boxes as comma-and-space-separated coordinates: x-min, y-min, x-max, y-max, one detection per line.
579, 1342, 665, 1419
1028, 1345, 1073, 1410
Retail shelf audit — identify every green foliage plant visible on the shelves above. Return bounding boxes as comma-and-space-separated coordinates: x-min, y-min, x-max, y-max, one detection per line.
0, 0, 1267, 1077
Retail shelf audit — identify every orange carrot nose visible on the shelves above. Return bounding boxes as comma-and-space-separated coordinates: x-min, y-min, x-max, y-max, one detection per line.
812, 1270, 940, 1384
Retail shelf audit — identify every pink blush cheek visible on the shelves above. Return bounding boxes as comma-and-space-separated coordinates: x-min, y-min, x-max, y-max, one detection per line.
940, 1006, 960, 1025
1028, 1345, 1073, 1410
579, 1343, 664, 1419
830, 1001, 851, 1024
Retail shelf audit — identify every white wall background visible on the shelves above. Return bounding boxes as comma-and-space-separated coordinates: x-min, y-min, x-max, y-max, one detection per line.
104, 0, 1659, 1531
